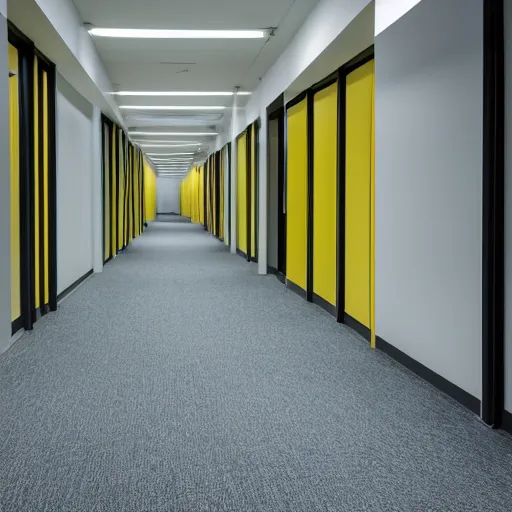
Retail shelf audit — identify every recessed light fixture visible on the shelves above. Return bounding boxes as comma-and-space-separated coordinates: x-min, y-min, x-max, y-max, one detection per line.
89, 28, 267, 39
113, 91, 251, 97
138, 143, 201, 148
147, 152, 195, 156
120, 105, 225, 111
130, 131, 218, 136
133, 139, 200, 143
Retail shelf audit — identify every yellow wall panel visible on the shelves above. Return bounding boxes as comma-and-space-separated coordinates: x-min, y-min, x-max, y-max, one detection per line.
9, 43, 20, 322
312, 83, 338, 305
237, 133, 247, 254
144, 160, 157, 222
344, 59, 374, 328
286, 99, 308, 291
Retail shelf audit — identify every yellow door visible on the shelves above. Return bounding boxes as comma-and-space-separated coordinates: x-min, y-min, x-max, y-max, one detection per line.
344, 59, 375, 332
237, 132, 248, 254
286, 99, 308, 291
313, 82, 338, 306
9, 43, 21, 323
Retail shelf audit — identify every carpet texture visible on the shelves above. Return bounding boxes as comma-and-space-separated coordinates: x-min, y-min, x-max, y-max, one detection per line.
0, 219, 511, 511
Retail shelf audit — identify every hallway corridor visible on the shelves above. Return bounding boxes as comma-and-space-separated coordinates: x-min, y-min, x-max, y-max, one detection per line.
0, 218, 511, 511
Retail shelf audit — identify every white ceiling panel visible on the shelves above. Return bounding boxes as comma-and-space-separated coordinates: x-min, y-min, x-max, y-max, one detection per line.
72, 0, 320, 140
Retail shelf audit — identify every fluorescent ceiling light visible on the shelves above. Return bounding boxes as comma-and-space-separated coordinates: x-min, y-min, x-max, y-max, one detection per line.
113, 91, 251, 96
147, 152, 194, 156
120, 105, 225, 111
138, 143, 201, 148
131, 132, 217, 137
89, 28, 267, 39
134, 140, 201, 145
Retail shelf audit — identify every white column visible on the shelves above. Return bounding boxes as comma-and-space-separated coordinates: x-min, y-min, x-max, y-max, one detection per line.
0, 12, 12, 352
230, 93, 238, 254
91, 105, 103, 273
257, 111, 268, 275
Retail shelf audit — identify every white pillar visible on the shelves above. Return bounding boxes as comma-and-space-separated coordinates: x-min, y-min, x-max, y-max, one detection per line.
257, 111, 268, 275
230, 93, 238, 254
91, 106, 103, 273
0, 12, 12, 352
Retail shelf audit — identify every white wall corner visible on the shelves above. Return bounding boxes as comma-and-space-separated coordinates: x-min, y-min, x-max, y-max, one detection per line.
0, 0, 7, 18
91, 105, 103, 273
375, 0, 423, 36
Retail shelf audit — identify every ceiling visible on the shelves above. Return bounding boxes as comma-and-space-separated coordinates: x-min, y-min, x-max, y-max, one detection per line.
72, 0, 320, 173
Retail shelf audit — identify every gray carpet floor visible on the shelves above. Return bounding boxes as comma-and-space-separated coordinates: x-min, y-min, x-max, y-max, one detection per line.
1, 219, 512, 511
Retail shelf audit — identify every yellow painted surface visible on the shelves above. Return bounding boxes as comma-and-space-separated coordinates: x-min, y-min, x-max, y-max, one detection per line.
9, 43, 21, 322
144, 160, 157, 222
237, 133, 247, 254
33, 57, 40, 310
250, 126, 256, 259
286, 99, 308, 291
313, 83, 338, 305
345, 59, 374, 329
370, 70, 376, 348
43, 71, 49, 305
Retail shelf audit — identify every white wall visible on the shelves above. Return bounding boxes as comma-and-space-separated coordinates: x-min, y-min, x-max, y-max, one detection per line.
375, 0, 483, 399
0, 13, 11, 352
56, 74, 94, 295
157, 178, 181, 214
504, 0, 512, 414
374, 0, 422, 35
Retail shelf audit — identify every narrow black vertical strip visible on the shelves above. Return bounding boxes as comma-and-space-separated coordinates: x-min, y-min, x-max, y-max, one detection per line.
246, 125, 252, 262
101, 121, 105, 259
203, 159, 208, 229
18, 47, 35, 329
277, 111, 286, 275
140, 150, 146, 233
227, 142, 232, 240
336, 69, 346, 323
37, 62, 45, 314
47, 64, 57, 312
115, 127, 120, 250
215, 151, 221, 237
123, 135, 129, 248
482, 0, 505, 427
255, 119, 260, 262
108, 122, 113, 258
108, 123, 117, 258
306, 91, 314, 302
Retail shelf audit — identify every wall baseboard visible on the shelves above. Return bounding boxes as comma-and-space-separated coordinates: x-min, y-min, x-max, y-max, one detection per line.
286, 279, 307, 299
57, 269, 94, 303
11, 317, 23, 337
312, 293, 336, 317
236, 249, 248, 259
344, 313, 371, 342
502, 410, 512, 435
376, 335, 481, 415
